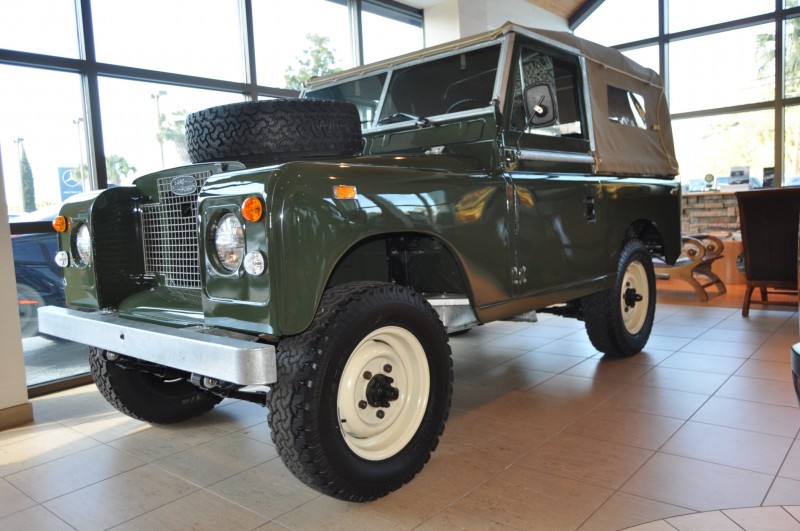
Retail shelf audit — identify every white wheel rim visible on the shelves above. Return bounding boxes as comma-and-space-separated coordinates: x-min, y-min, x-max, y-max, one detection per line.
620, 260, 649, 334
337, 326, 430, 461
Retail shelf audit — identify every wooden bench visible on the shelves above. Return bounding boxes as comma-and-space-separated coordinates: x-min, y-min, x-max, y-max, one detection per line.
654, 234, 727, 301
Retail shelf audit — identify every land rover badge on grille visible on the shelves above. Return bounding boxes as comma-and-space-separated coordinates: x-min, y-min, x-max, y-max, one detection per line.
170, 175, 197, 196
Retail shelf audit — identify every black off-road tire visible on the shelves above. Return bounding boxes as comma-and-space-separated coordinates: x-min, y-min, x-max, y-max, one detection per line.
266, 282, 453, 502
581, 239, 656, 357
185, 99, 362, 165
89, 348, 222, 424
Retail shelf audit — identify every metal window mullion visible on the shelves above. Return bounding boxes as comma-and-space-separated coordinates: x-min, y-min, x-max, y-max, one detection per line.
775, 1, 785, 186
350, 0, 364, 67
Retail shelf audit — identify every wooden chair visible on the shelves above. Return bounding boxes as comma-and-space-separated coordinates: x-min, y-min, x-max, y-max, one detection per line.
736, 188, 800, 316
654, 234, 727, 301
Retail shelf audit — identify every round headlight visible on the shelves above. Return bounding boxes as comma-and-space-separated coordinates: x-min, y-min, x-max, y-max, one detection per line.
74, 224, 92, 265
214, 213, 244, 271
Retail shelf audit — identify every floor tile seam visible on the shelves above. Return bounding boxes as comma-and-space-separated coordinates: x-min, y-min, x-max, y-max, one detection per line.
147, 451, 277, 491
720, 371, 800, 390
37, 463, 203, 529
0, 421, 64, 449
676, 346, 763, 361
768, 435, 800, 487
655, 443, 790, 477
0, 435, 106, 479
167, 448, 288, 498
0, 477, 37, 516
5, 454, 154, 505
0, 502, 76, 530
654, 361, 749, 378
410, 503, 527, 531
233, 428, 277, 448
780, 505, 800, 525
649, 445, 782, 483
683, 416, 800, 440
759, 474, 790, 508
184, 485, 274, 529
97, 484, 216, 531
576, 490, 695, 531
133, 461, 281, 524
429, 486, 528, 531
672, 348, 755, 360
700, 509, 747, 531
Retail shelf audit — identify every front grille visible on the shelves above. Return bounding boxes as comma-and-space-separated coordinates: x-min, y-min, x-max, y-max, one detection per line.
141, 171, 210, 289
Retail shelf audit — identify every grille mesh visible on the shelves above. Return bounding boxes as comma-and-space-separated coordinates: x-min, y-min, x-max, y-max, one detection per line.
141, 172, 210, 289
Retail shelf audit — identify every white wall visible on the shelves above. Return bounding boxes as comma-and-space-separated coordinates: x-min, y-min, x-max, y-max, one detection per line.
0, 147, 33, 429
423, 0, 568, 46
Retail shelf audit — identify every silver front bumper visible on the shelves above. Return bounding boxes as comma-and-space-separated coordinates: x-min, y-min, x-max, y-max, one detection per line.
38, 306, 276, 385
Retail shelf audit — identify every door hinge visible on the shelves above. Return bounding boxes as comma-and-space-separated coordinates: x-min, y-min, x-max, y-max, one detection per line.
511, 265, 527, 285
502, 149, 519, 171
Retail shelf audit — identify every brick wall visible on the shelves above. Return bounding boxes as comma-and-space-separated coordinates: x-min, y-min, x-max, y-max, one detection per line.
681, 192, 740, 235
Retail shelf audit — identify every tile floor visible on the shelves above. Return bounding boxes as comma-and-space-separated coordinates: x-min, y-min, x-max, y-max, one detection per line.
1, 280, 799, 530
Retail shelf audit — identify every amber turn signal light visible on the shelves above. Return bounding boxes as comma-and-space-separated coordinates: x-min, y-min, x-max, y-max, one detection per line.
333, 184, 357, 200
241, 197, 263, 222
52, 216, 68, 233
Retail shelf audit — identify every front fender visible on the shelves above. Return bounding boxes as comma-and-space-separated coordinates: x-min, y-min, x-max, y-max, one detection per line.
198, 158, 511, 337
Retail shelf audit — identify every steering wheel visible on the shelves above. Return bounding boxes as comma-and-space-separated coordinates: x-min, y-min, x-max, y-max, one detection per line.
445, 98, 485, 114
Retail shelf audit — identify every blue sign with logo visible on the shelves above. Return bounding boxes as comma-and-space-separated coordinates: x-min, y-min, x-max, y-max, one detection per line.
58, 167, 84, 201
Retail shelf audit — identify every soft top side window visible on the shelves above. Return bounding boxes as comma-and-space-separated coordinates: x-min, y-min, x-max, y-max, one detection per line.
508, 45, 584, 140
607, 86, 647, 129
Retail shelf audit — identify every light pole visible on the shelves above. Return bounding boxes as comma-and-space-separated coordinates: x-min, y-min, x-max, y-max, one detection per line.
13, 137, 24, 205
73, 118, 85, 191
151, 90, 167, 168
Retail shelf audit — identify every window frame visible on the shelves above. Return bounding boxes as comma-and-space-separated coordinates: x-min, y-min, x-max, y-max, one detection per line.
502, 36, 592, 162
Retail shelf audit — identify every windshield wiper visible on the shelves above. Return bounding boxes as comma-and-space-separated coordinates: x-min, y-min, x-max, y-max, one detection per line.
376, 112, 433, 128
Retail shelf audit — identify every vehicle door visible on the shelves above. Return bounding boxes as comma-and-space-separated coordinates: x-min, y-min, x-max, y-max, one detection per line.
503, 41, 608, 300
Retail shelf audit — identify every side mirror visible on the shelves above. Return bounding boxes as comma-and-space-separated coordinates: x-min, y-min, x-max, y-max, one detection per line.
523, 83, 558, 128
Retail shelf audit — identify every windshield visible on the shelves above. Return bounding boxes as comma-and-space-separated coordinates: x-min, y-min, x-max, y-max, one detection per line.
378, 44, 501, 123
305, 73, 387, 127
305, 43, 502, 129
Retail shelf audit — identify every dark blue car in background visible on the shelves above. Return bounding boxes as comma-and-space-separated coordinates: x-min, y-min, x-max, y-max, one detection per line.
10, 208, 64, 337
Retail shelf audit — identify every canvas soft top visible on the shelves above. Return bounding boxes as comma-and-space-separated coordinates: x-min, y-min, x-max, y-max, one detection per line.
307, 23, 679, 177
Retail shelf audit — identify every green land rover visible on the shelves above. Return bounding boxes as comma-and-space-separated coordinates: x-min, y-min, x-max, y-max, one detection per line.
39, 23, 681, 501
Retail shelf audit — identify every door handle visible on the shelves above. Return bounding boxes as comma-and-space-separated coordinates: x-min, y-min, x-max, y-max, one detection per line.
584, 196, 597, 222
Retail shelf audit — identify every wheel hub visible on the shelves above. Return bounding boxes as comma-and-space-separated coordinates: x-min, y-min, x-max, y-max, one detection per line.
366, 373, 399, 408
623, 286, 643, 309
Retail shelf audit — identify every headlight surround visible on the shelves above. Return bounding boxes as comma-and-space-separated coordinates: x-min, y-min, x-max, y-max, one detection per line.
73, 224, 92, 266
214, 213, 245, 271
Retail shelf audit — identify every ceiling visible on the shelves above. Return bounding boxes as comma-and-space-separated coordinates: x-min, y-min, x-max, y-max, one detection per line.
526, 0, 594, 21
399, 0, 600, 27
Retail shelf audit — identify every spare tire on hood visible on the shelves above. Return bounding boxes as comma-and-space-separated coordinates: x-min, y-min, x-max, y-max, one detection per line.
185, 99, 363, 165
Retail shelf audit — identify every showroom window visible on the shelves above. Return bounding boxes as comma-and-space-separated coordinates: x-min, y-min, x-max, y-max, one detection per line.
573, 0, 658, 46
0, 0, 424, 393
621, 45, 659, 73
98, 79, 243, 177
92, 0, 247, 82
668, 23, 775, 114
0, 0, 80, 58
253, 0, 353, 90
575, 0, 800, 189
786, 105, 800, 181
671, 110, 775, 189
362, 0, 424, 64
667, 0, 773, 33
